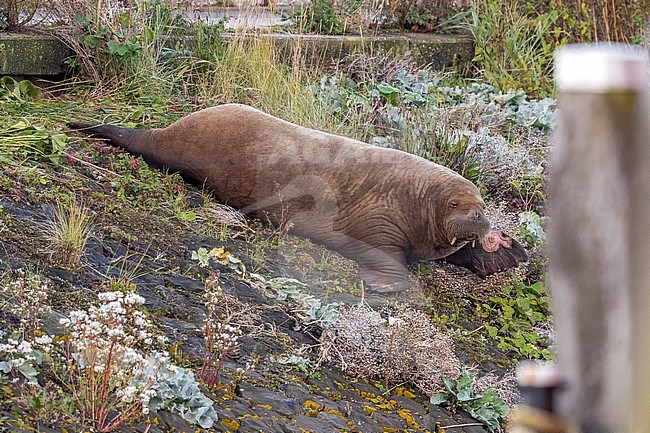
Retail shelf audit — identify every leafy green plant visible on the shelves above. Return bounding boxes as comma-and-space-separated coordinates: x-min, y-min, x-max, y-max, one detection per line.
271, 354, 317, 376
167, 191, 197, 223
435, 82, 556, 131
149, 362, 218, 428
192, 247, 244, 273
510, 174, 546, 212
549, 0, 647, 44
457, 0, 563, 97
517, 211, 546, 246
430, 372, 509, 432
479, 280, 553, 360
315, 71, 484, 183
0, 77, 39, 103
77, 11, 143, 61
104, 152, 189, 211
293, 0, 345, 34
73, 1, 195, 98
266, 277, 340, 328
0, 120, 68, 165
405, 6, 434, 30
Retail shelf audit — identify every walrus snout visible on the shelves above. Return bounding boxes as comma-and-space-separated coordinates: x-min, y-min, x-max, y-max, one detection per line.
446, 210, 491, 246
468, 209, 485, 221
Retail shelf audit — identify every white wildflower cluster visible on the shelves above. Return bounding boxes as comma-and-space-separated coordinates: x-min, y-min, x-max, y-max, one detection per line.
0, 332, 52, 386
61, 288, 152, 351
0, 273, 216, 431
213, 323, 240, 346
203, 277, 241, 350
59, 285, 166, 414
0, 338, 34, 375
0, 270, 54, 385
200, 275, 242, 385
0, 269, 51, 336
204, 274, 223, 306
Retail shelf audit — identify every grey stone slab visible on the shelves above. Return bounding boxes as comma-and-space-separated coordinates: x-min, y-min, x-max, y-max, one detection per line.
317, 411, 352, 430
238, 383, 301, 416
0, 34, 72, 76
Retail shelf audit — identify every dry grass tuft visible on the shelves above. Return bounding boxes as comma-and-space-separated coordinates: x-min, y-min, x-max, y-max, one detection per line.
331, 48, 420, 83
320, 304, 464, 395
319, 301, 520, 405
40, 199, 93, 267
474, 370, 521, 408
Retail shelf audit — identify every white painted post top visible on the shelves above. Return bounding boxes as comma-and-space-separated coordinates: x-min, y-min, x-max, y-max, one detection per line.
516, 361, 563, 387
555, 44, 649, 92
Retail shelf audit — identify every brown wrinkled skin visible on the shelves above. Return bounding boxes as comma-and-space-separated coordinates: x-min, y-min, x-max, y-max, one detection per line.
69, 104, 491, 292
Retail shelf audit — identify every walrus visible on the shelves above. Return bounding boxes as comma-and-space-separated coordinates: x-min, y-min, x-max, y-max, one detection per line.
68, 104, 527, 292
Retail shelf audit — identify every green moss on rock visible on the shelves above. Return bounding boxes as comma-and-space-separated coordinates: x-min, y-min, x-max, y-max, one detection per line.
0, 33, 72, 76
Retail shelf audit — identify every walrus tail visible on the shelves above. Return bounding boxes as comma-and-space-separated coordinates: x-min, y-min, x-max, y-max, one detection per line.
67, 122, 147, 151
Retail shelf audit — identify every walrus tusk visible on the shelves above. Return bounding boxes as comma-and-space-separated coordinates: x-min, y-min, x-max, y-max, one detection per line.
450, 237, 457, 246
472, 240, 476, 248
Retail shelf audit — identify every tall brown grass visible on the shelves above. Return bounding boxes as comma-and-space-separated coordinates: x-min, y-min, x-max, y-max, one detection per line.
550, 0, 648, 44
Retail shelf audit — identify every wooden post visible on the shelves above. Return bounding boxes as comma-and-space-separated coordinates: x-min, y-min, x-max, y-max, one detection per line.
550, 45, 649, 431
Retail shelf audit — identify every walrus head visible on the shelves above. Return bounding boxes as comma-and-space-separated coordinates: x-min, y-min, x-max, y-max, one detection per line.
443, 190, 491, 248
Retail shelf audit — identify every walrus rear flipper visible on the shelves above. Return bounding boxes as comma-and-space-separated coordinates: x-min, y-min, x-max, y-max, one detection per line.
443, 230, 528, 278
67, 122, 146, 150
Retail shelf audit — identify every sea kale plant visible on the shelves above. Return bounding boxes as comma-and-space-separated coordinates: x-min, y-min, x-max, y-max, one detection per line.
430, 372, 509, 432
149, 362, 218, 428
0, 274, 218, 431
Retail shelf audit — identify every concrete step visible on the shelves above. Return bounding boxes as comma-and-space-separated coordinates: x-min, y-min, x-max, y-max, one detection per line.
0, 30, 473, 78
0, 32, 72, 77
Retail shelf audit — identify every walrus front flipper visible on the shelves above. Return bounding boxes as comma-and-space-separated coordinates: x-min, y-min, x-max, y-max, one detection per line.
353, 247, 411, 293
443, 230, 528, 278
360, 267, 410, 293
67, 122, 147, 150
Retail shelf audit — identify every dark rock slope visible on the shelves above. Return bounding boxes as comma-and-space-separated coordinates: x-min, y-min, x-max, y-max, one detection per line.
0, 165, 490, 433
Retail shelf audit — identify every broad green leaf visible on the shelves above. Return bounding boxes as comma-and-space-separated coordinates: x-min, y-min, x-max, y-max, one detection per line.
430, 392, 449, 405
455, 372, 474, 401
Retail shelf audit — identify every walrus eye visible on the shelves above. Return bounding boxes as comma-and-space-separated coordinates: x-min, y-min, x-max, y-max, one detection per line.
450, 201, 458, 209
